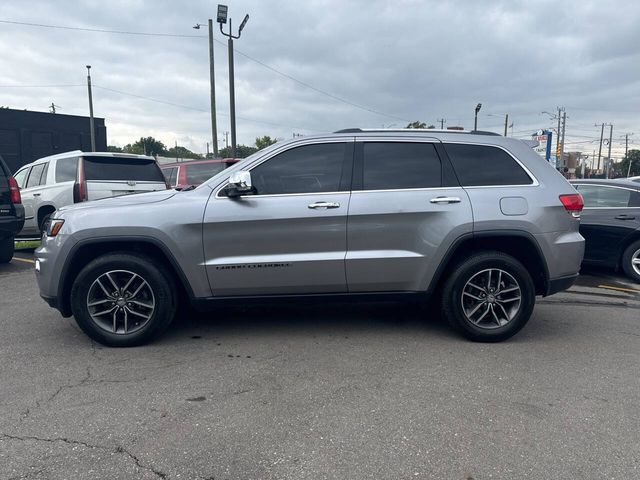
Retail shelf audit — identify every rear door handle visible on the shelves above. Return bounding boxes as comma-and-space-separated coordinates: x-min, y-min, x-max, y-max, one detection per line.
33, 193, 41, 197
430, 196, 461, 204
615, 214, 636, 220
308, 201, 340, 209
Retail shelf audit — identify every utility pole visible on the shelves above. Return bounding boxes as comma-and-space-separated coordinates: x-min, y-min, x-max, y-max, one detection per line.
208, 20, 218, 158
606, 124, 613, 178
86, 65, 96, 152
504, 114, 509, 137
474, 103, 482, 131
224, 131, 229, 148
596, 123, 605, 172
624, 133, 634, 177
559, 110, 567, 170
437, 118, 446, 129
218, 5, 249, 159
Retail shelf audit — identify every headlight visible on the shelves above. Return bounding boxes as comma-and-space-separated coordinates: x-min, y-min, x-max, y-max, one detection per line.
46, 219, 65, 237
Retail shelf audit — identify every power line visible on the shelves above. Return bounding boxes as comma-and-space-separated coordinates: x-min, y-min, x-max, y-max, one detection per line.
0, 19, 205, 38
0, 18, 409, 123
0, 84, 84, 88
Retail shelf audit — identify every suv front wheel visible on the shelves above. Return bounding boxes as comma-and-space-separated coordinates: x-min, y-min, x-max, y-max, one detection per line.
442, 252, 536, 342
70, 253, 177, 347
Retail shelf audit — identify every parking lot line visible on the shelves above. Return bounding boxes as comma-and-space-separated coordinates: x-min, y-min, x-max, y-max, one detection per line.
598, 284, 640, 294
11, 257, 35, 265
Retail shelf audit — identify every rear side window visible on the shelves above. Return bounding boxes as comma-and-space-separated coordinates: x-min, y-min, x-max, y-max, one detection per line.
83, 156, 165, 182
362, 142, 441, 190
186, 163, 225, 184
445, 144, 533, 186
26, 163, 47, 188
55, 157, 78, 182
575, 185, 631, 208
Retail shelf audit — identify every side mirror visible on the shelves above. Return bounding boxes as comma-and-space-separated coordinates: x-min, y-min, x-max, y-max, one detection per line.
224, 170, 253, 198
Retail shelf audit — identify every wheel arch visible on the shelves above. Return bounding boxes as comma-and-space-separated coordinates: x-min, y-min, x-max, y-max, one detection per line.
57, 237, 194, 317
427, 230, 550, 297
37, 204, 57, 230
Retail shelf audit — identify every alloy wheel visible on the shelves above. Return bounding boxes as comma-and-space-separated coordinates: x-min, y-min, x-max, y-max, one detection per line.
632, 248, 640, 277
461, 268, 522, 329
86, 270, 155, 334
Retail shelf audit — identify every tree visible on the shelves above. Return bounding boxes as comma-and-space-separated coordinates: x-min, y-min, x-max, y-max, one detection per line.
107, 145, 123, 152
255, 135, 278, 150
166, 146, 202, 160
122, 137, 168, 156
620, 149, 640, 177
406, 121, 427, 129
219, 144, 258, 158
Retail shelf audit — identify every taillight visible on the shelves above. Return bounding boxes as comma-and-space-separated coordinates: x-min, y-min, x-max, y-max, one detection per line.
559, 193, 583, 217
8, 176, 21, 204
73, 159, 87, 203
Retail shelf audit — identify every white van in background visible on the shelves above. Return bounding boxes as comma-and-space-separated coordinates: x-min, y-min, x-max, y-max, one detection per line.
13, 151, 168, 236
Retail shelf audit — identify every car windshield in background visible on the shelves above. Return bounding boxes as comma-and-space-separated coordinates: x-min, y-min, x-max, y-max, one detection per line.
186, 163, 226, 184
83, 156, 164, 182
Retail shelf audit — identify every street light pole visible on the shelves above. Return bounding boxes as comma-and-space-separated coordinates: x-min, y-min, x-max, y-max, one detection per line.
208, 20, 218, 158
86, 65, 96, 152
218, 4, 249, 159
474, 103, 482, 131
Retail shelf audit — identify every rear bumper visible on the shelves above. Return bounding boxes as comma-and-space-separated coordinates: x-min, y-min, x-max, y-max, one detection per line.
545, 273, 578, 296
0, 205, 25, 238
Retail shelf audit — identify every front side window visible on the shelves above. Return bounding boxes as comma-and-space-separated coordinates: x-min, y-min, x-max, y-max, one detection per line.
362, 142, 441, 190
26, 163, 46, 188
445, 144, 533, 186
250, 143, 347, 195
13, 167, 29, 188
575, 185, 631, 208
55, 157, 78, 183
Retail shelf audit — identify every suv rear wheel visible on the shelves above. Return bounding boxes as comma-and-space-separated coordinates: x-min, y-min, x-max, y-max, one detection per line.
70, 253, 177, 347
442, 251, 535, 342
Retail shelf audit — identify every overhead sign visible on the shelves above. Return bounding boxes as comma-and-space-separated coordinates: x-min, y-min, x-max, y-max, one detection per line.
532, 130, 552, 161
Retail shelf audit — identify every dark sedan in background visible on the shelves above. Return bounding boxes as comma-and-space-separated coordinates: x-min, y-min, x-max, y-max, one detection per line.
570, 179, 640, 282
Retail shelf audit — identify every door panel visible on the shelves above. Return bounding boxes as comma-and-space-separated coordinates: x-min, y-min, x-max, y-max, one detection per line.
203, 192, 350, 295
579, 208, 640, 265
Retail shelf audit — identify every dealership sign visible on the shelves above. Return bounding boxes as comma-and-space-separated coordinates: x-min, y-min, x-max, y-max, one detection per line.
532, 130, 553, 162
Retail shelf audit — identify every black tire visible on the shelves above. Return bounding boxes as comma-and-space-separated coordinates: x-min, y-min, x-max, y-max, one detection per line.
621, 240, 640, 283
38, 212, 52, 234
0, 236, 14, 263
70, 252, 177, 347
441, 251, 536, 342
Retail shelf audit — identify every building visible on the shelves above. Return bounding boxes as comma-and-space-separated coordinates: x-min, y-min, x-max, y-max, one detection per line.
0, 108, 107, 173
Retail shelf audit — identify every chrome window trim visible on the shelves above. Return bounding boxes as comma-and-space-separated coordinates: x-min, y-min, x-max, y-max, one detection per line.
440, 141, 540, 188
351, 186, 465, 194
215, 190, 350, 200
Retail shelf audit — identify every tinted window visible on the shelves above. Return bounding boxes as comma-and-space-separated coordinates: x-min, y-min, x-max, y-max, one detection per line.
363, 142, 441, 190
26, 163, 46, 188
83, 156, 165, 182
186, 163, 225, 185
576, 185, 631, 208
55, 157, 78, 182
13, 167, 29, 188
250, 143, 347, 195
445, 144, 533, 186
162, 167, 178, 187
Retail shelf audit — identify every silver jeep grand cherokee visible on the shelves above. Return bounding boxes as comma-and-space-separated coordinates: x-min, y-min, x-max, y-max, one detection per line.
35, 129, 584, 346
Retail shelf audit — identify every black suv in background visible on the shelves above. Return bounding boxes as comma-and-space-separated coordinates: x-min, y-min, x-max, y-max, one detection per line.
0, 155, 24, 263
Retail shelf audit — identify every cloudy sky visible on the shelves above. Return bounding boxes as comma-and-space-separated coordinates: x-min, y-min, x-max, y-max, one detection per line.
0, 0, 638, 160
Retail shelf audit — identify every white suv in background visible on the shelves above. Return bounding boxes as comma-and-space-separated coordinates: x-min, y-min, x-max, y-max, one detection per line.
13, 151, 168, 236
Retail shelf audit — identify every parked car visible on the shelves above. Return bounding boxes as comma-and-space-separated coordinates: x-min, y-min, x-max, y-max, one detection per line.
570, 179, 640, 282
0, 155, 25, 262
13, 151, 168, 237
161, 158, 240, 188
35, 129, 584, 346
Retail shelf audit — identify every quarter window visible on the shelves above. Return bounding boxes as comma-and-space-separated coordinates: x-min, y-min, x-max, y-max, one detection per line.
55, 157, 78, 183
250, 143, 347, 195
13, 167, 29, 188
445, 144, 533, 186
575, 185, 631, 208
162, 167, 178, 187
362, 142, 441, 190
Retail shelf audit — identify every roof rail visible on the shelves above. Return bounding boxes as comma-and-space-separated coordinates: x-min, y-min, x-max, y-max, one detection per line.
333, 128, 502, 136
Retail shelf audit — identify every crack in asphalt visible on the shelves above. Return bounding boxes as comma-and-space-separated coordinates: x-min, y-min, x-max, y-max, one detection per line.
47, 365, 92, 403
0, 433, 168, 479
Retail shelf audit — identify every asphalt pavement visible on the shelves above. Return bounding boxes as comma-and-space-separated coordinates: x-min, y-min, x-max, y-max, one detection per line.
1, 252, 639, 479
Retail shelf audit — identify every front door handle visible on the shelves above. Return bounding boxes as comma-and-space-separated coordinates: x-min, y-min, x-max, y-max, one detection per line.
430, 196, 461, 204
615, 214, 636, 220
308, 201, 340, 209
